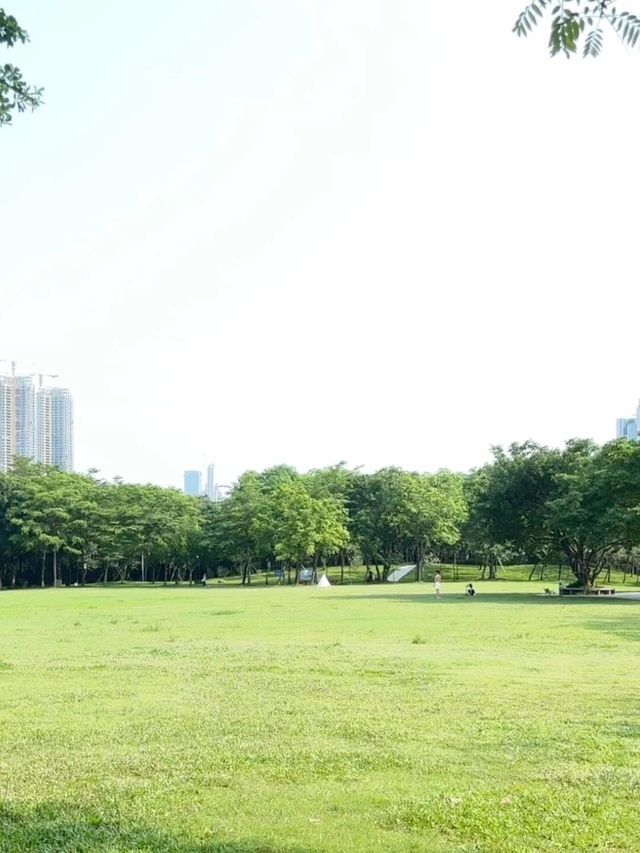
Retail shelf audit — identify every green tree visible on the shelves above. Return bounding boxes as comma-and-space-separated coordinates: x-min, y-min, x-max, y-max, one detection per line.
270, 480, 349, 581
514, 1, 640, 58
1, 8, 43, 126
213, 472, 271, 585
548, 439, 640, 587
471, 439, 640, 588
349, 469, 466, 582
400, 471, 468, 581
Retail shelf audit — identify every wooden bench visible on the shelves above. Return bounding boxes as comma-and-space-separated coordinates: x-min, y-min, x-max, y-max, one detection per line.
559, 586, 616, 596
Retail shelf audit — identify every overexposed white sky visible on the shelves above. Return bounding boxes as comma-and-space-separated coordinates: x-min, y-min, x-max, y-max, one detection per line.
2, 1, 639, 487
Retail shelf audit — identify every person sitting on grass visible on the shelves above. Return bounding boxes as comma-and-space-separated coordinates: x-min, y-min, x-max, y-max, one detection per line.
465, 583, 476, 597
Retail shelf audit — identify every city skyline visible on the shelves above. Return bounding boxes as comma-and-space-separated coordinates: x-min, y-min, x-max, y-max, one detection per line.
0, 364, 74, 473
183, 464, 230, 501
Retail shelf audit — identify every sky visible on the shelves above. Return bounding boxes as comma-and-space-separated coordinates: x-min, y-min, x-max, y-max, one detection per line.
2, 1, 639, 489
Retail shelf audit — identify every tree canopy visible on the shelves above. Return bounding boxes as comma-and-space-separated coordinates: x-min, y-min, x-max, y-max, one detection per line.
1, 438, 639, 590
0, 8, 42, 126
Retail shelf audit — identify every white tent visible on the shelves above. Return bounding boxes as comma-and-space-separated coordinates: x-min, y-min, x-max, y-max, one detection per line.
317, 573, 331, 587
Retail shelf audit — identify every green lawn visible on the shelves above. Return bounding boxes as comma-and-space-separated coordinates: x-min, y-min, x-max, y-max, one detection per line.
1, 582, 639, 852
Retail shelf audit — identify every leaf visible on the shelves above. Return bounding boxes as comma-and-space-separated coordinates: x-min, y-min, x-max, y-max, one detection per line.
513, 0, 551, 37
583, 28, 604, 57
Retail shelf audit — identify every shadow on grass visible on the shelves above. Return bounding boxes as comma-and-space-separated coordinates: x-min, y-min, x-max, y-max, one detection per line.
323, 591, 640, 606
582, 619, 640, 642
0, 801, 312, 853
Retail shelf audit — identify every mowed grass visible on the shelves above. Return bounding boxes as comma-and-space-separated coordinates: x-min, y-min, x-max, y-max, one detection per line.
1, 583, 639, 852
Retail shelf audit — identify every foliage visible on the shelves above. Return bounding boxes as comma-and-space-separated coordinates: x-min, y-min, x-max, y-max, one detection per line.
348, 468, 467, 581
0, 8, 43, 126
468, 438, 640, 587
514, 1, 640, 58
2, 439, 639, 589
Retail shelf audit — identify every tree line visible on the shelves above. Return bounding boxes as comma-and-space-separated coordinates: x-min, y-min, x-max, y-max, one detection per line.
1, 437, 640, 590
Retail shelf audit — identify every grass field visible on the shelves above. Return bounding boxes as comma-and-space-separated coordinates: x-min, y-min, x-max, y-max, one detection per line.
1, 581, 639, 852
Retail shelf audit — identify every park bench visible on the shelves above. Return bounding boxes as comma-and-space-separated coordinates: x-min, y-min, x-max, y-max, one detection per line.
558, 586, 582, 596
559, 586, 616, 596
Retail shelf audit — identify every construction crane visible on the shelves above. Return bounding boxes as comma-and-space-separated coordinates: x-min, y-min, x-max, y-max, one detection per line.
38, 373, 58, 389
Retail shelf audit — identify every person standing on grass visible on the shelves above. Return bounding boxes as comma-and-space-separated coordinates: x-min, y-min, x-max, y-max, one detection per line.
433, 571, 442, 599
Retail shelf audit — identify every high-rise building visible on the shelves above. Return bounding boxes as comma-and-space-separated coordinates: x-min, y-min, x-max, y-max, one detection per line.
0, 376, 14, 472
205, 463, 215, 501
0, 371, 35, 470
0, 366, 74, 472
183, 470, 202, 497
616, 399, 640, 441
35, 388, 52, 465
616, 418, 637, 440
49, 388, 73, 472
15, 376, 35, 460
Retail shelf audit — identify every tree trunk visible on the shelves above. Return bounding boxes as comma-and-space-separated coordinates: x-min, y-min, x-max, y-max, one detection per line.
52, 550, 58, 587
340, 550, 345, 585
41, 552, 46, 588
487, 556, 497, 580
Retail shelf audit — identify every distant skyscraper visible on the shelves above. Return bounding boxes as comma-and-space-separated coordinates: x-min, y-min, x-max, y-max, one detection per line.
183, 470, 202, 497
205, 463, 215, 501
15, 376, 35, 460
35, 388, 52, 465
616, 398, 640, 441
0, 376, 14, 472
0, 367, 73, 472
616, 418, 636, 440
0, 373, 36, 469
49, 388, 74, 472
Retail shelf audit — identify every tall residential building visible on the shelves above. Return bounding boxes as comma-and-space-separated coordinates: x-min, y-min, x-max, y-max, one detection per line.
0, 373, 35, 469
0, 367, 74, 472
616, 398, 640, 441
183, 470, 202, 497
49, 388, 74, 472
0, 377, 13, 471
35, 388, 52, 465
205, 463, 215, 501
15, 376, 35, 460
